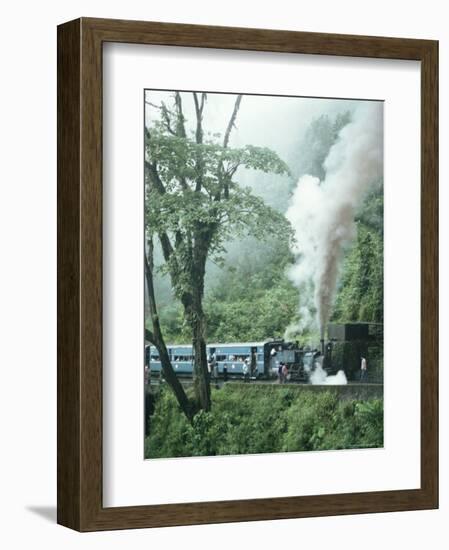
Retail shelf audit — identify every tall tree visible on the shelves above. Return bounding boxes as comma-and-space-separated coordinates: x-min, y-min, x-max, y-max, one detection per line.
145, 92, 292, 413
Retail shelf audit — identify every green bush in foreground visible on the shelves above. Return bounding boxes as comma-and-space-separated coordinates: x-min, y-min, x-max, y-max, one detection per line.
144, 385, 383, 459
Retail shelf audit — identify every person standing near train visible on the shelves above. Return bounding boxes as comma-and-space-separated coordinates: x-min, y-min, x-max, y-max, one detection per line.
278, 362, 284, 384
210, 352, 219, 386
251, 350, 257, 378
242, 359, 250, 383
282, 363, 289, 384
360, 356, 368, 382
270, 346, 277, 376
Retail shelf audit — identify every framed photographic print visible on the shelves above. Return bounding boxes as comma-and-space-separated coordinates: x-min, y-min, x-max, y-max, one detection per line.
57, 17, 438, 531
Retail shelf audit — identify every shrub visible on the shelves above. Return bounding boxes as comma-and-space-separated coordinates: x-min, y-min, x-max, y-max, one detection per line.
144, 384, 383, 459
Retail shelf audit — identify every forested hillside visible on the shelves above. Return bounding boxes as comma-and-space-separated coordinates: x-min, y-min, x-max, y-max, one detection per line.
148, 108, 383, 345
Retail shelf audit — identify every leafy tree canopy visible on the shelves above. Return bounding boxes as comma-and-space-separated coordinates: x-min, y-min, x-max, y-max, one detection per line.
145, 94, 294, 302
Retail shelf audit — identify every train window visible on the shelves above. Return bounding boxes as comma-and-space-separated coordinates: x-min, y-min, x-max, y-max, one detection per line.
216, 355, 226, 361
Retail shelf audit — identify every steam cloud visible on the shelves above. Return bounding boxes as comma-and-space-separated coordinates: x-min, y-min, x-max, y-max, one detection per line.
286, 102, 383, 337
310, 362, 348, 385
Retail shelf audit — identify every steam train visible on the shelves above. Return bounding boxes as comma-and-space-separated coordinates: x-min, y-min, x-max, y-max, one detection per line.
145, 323, 382, 382
145, 340, 322, 381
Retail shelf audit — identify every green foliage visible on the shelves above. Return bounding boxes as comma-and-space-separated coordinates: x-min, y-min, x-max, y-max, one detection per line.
154, 222, 301, 344
357, 187, 383, 231
282, 390, 383, 451
203, 239, 298, 341
332, 215, 383, 323
145, 115, 293, 277
205, 282, 298, 342
147, 127, 290, 195
145, 385, 384, 458
145, 302, 190, 344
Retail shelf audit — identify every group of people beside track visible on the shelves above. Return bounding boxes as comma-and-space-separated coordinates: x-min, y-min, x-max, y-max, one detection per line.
207, 354, 255, 383
270, 346, 290, 384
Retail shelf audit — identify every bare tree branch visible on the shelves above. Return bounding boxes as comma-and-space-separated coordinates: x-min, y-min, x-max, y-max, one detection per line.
223, 95, 242, 148
160, 102, 177, 135
174, 92, 187, 138
145, 99, 176, 116
192, 92, 206, 192
193, 93, 203, 143
218, 95, 243, 199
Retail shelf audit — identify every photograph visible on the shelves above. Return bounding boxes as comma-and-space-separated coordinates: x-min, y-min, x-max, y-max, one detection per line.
143, 89, 384, 459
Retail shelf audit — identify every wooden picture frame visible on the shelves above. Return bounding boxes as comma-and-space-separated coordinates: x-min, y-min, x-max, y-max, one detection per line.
57, 17, 438, 531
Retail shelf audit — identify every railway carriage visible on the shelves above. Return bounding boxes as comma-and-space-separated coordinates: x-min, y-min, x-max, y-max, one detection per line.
146, 345, 195, 376
208, 342, 266, 378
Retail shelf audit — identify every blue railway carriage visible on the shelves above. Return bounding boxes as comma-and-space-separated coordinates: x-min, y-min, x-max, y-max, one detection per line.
208, 342, 267, 379
146, 345, 194, 376
146, 342, 270, 379
169, 346, 195, 375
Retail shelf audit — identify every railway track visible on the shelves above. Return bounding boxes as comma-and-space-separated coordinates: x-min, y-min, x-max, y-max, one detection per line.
148, 377, 383, 387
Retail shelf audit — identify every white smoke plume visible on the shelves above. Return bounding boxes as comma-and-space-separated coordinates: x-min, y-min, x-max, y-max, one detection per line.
310, 362, 348, 385
283, 305, 314, 341
286, 102, 383, 337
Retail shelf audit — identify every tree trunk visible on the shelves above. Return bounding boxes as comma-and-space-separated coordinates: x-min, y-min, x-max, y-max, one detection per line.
188, 230, 211, 411
144, 243, 195, 422
191, 297, 211, 411
154, 334, 195, 421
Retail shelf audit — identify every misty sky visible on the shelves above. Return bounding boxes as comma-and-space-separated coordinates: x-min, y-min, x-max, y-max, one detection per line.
144, 89, 363, 165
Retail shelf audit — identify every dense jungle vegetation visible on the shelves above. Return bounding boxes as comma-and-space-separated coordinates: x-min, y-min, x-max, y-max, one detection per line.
145, 385, 383, 458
